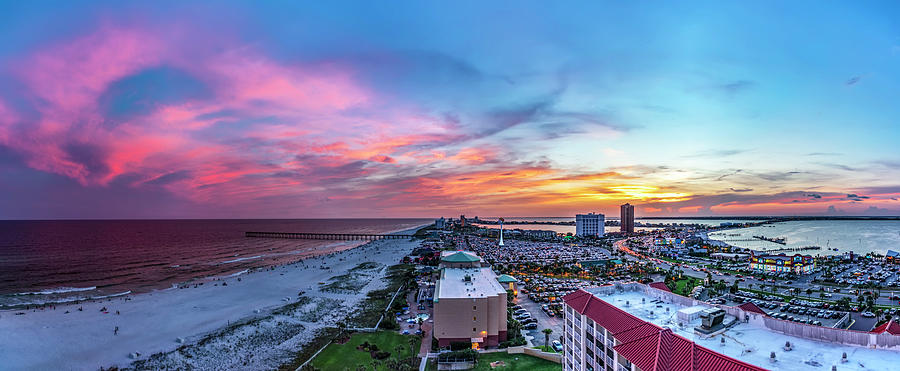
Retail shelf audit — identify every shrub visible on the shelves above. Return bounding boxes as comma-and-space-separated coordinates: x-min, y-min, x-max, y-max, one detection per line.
438, 349, 478, 362
379, 319, 399, 330
372, 350, 391, 360
449, 341, 471, 351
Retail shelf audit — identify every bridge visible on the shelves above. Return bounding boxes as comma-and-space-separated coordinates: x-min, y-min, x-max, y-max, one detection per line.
245, 231, 414, 240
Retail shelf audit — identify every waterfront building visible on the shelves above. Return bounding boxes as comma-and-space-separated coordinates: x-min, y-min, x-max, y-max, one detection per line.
523, 229, 557, 239
460, 215, 467, 227
433, 251, 508, 348
749, 253, 816, 274
576, 213, 605, 237
435, 217, 446, 229
620, 203, 635, 233
562, 282, 900, 371
562, 288, 764, 371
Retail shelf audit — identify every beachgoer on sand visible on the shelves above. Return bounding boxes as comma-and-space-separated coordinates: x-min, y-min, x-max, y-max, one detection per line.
114, 326, 119, 335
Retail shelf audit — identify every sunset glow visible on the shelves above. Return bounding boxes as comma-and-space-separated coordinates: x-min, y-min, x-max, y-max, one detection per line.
0, 1, 898, 218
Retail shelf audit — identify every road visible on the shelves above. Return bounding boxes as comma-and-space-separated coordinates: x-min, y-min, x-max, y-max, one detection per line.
514, 295, 562, 347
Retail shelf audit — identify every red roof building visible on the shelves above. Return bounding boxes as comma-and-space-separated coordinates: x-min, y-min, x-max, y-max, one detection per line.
648, 281, 672, 292
736, 302, 767, 316
562, 289, 766, 371
872, 319, 900, 335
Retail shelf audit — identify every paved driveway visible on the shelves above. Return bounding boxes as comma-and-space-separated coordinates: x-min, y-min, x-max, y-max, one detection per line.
515, 295, 563, 346
849, 312, 878, 331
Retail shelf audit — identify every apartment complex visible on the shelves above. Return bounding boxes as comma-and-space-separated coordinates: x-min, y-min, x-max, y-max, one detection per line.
749, 253, 816, 274
433, 251, 508, 348
562, 289, 764, 371
620, 203, 635, 233
576, 213, 605, 237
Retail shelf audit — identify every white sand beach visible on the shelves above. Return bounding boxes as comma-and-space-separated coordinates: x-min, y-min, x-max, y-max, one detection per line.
0, 230, 423, 370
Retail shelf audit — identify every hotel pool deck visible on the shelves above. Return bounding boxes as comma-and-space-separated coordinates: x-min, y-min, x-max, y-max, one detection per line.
585, 288, 899, 370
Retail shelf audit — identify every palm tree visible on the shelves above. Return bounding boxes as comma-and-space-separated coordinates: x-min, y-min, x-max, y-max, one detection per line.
336, 320, 347, 341
408, 336, 419, 357
542, 328, 554, 350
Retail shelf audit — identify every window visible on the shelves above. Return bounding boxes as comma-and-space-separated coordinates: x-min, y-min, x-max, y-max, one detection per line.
473, 328, 477, 332
473, 316, 477, 321
473, 305, 477, 310
617, 355, 632, 369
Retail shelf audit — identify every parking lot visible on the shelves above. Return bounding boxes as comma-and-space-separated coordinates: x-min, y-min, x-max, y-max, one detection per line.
849, 312, 879, 331
514, 295, 563, 347
727, 293, 847, 328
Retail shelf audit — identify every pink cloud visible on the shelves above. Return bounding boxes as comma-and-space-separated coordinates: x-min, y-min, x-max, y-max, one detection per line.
0, 21, 472, 210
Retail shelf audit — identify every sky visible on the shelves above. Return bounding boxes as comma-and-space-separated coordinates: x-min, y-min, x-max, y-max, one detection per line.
0, 1, 898, 219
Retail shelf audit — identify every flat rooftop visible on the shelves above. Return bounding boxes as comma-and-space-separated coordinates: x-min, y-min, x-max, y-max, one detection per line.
436, 267, 506, 300
584, 287, 900, 370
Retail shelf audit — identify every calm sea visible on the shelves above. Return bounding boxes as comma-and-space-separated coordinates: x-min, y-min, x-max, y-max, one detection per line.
708, 220, 900, 256
480, 218, 900, 256
0, 219, 430, 308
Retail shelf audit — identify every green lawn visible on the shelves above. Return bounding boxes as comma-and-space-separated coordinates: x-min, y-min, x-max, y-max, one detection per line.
470, 352, 560, 371
670, 278, 699, 296
311, 331, 421, 371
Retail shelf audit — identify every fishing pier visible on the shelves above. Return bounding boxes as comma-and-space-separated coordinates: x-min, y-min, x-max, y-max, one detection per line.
245, 231, 414, 240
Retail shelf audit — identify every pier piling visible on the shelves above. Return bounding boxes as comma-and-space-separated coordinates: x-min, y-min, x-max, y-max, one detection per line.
244, 231, 414, 240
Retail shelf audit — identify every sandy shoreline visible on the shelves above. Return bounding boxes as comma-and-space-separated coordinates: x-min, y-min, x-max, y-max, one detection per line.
0, 226, 426, 370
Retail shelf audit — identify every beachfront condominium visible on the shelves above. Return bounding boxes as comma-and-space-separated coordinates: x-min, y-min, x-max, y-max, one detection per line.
561, 288, 765, 371
620, 203, 635, 233
576, 213, 605, 237
561, 282, 900, 370
433, 251, 508, 349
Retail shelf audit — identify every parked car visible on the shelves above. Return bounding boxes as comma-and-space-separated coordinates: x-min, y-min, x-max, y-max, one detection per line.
523, 323, 538, 329
552, 340, 563, 352
862, 311, 876, 318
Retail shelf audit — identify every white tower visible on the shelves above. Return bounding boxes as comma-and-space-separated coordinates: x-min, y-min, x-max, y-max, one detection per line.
498, 218, 505, 246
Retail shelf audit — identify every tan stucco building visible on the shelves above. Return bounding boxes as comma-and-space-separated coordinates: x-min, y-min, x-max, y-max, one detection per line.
433, 251, 508, 348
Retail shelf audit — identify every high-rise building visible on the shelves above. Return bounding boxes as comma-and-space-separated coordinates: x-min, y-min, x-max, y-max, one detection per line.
575, 213, 605, 237
620, 203, 635, 233
562, 288, 766, 371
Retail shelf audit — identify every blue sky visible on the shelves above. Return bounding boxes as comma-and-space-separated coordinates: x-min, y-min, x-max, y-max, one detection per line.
0, 1, 898, 218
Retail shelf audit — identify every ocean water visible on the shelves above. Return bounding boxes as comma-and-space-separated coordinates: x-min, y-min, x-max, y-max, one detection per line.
707, 220, 900, 256
0, 219, 430, 307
